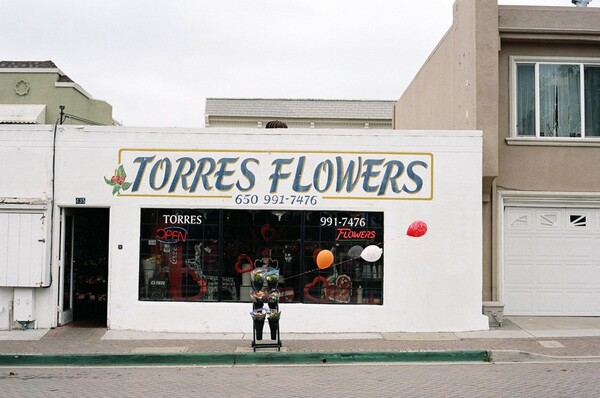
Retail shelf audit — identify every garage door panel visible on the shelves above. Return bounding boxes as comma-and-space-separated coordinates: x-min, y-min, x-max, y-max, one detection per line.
536, 291, 562, 313
563, 292, 596, 314
504, 290, 533, 314
566, 212, 590, 231
505, 263, 534, 285
504, 206, 600, 316
563, 264, 598, 287
536, 264, 562, 286
505, 236, 534, 258
535, 237, 562, 257
565, 237, 595, 257
506, 210, 532, 230
536, 210, 561, 231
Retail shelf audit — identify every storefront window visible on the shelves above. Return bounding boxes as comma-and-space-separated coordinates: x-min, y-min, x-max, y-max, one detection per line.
139, 208, 383, 305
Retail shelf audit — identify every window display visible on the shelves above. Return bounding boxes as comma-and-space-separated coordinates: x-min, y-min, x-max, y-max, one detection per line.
139, 208, 384, 304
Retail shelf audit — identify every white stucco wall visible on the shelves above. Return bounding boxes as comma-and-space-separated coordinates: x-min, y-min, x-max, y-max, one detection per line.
0, 125, 487, 332
0, 126, 55, 329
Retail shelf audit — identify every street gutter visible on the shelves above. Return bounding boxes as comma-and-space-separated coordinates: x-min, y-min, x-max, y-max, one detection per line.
0, 350, 489, 367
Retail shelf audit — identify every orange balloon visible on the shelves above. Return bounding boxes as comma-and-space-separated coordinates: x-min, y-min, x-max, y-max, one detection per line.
316, 249, 334, 269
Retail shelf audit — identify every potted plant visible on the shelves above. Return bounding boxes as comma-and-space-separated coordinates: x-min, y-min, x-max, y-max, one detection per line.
267, 309, 281, 340
250, 308, 267, 340
267, 290, 280, 309
250, 288, 268, 310
266, 268, 280, 290
250, 269, 265, 290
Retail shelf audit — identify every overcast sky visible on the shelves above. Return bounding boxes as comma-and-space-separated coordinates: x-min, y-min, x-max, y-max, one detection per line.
1, 0, 597, 127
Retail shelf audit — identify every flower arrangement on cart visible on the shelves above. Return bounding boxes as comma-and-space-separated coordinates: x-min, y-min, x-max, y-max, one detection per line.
249, 267, 281, 342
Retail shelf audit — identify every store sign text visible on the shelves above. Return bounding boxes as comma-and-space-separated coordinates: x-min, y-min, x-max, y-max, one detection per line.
117, 149, 433, 201
156, 226, 188, 244
162, 214, 203, 225
336, 228, 377, 241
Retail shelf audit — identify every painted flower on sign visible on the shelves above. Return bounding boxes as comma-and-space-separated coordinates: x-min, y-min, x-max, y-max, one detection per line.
104, 164, 132, 195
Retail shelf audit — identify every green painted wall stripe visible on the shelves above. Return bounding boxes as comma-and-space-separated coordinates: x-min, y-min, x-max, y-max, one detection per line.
0, 350, 488, 367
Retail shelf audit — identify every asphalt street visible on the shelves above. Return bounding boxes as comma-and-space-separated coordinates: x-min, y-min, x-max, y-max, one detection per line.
2, 362, 600, 397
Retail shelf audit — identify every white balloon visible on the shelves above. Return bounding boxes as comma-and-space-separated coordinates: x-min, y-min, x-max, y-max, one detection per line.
360, 245, 382, 262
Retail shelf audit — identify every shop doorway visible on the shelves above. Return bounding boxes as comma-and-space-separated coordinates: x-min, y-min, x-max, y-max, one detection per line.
59, 208, 109, 327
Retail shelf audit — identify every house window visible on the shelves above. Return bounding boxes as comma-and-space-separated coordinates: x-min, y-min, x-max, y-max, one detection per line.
514, 60, 600, 138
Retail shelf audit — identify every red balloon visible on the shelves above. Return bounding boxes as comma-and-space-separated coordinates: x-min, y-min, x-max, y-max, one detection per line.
407, 220, 428, 238
316, 249, 334, 269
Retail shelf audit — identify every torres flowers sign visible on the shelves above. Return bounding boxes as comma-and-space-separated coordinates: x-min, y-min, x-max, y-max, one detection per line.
105, 148, 433, 204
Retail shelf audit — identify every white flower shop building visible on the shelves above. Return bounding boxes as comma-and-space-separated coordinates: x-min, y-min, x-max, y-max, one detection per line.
0, 125, 488, 333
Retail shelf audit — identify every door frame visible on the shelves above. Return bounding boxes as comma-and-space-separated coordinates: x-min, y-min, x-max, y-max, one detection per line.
57, 209, 74, 325
57, 207, 110, 326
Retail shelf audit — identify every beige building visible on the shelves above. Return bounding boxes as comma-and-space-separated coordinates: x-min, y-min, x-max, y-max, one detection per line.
0, 61, 117, 126
205, 98, 393, 129
395, 0, 600, 317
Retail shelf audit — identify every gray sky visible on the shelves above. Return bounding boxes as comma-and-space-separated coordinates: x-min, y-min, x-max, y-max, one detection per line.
1, 0, 597, 127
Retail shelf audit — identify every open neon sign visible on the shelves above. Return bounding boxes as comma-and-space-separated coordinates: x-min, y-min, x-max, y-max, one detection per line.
156, 226, 188, 244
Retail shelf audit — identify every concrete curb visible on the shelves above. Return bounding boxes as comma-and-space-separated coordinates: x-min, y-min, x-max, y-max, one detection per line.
0, 350, 489, 367
489, 350, 600, 363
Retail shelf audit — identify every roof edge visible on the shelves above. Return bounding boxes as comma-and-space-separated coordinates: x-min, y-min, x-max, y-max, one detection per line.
206, 97, 395, 103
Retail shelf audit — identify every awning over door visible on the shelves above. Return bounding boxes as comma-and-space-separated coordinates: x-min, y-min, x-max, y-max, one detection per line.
0, 104, 46, 124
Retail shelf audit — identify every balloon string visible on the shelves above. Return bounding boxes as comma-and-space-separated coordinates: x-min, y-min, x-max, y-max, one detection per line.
284, 256, 358, 281
284, 240, 386, 282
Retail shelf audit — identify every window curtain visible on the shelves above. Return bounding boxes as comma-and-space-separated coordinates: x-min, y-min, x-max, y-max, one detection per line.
516, 64, 535, 136
539, 64, 581, 137
585, 66, 600, 137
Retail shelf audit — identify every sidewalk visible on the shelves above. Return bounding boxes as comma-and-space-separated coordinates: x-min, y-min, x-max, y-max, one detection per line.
1, 317, 600, 366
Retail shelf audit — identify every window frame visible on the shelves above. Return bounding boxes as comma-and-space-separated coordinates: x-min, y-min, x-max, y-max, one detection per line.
138, 207, 385, 305
510, 56, 600, 143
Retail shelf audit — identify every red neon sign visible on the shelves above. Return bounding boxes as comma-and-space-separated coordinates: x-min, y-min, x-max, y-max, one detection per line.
335, 228, 376, 241
156, 226, 188, 244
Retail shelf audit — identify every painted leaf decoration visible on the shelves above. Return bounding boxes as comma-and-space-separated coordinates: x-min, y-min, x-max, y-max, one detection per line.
117, 164, 126, 177
104, 176, 116, 186
112, 185, 120, 195
121, 182, 132, 191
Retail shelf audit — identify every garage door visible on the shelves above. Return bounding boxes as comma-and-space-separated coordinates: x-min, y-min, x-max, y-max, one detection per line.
504, 207, 600, 316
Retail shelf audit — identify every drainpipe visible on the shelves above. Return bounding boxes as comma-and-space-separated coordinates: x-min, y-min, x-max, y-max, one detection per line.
38, 109, 62, 289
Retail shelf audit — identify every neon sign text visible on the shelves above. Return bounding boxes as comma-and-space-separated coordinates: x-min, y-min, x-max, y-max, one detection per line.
156, 226, 188, 244
336, 228, 377, 241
